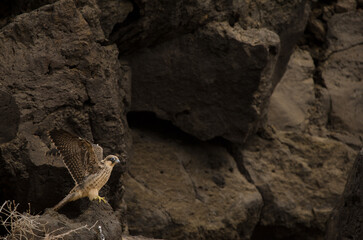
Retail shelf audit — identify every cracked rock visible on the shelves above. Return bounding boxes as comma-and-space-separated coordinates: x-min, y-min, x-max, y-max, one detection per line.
124, 127, 262, 239
242, 131, 356, 240
323, 11, 363, 135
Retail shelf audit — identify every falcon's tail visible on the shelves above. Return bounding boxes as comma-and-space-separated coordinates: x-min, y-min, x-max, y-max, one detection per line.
52, 191, 79, 211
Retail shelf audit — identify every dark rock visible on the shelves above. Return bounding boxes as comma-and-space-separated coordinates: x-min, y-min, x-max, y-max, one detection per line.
124, 127, 262, 239
326, 11, 363, 52
323, 11, 363, 135
241, 131, 356, 239
0, 0, 57, 28
123, 235, 164, 240
0, 0, 129, 216
119, 0, 309, 144
111, 0, 234, 54
307, 17, 326, 42
253, 0, 310, 89
2, 0, 360, 239
37, 202, 122, 239
323, 5, 335, 22
268, 48, 315, 131
130, 22, 280, 143
325, 148, 363, 240
0, 90, 20, 143
96, 0, 133, 38
335, 0, 357, 13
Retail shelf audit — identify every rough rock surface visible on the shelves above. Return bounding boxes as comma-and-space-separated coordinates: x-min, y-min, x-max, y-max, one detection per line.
123, 235, 164, 240
323, 11, 363, 135
130, 22, 280, 143
96, 0, 133, 38
241, 130, 356, 239
40, 202, 122, 240
0, 89, 20, 143
121, 0, 308, 144
0, 0, 129, 223
325, 148, 363, 240
0, 0, 362, 239
124, 123, 262, 239
268, 48, 315, 131
335, 0, 357, 13
111, 0, 308, 54
0, 0, 58, 28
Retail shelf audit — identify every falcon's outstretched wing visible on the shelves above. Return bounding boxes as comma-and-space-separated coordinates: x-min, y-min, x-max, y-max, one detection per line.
92, 144, 103, 162
48, 129, 102, 185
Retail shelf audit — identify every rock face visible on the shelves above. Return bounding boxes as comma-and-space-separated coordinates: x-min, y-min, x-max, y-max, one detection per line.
0, 0, 129, 220
124, 124, 262, 239
130, 22, 280, 143
0, 0, 362, 239
325, 148, 363, 240
41, 202, 122, 240
122, 0, 308, 144
96, 0, 133, 38
323, 11, 363, 135
268, 48, 315, 130
241, 3, 362, 239
241, 131, 356, 239
3, 202, 122, 240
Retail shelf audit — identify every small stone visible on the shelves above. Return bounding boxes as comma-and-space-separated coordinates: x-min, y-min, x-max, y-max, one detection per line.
335, 0, 357, 13
308, 17, 326, 42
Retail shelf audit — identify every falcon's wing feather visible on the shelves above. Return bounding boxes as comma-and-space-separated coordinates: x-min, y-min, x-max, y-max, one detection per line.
48, 129, 102, 184
92, 144, 103, 162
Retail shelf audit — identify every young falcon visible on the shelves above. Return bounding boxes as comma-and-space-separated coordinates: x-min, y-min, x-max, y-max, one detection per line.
48, 129, 120, 211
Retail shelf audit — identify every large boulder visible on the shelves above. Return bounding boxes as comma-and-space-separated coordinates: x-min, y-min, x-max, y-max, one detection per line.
0, 0, 129, 214
241, 131, 356, 239
115, 0, 309, 144
43, 203, 122, 240
129, 22, 279, 143
111, 0, 309, 59
124, 126, 262, 239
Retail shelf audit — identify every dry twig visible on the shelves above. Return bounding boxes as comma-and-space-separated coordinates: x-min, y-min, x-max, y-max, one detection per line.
0, 200, 97, 240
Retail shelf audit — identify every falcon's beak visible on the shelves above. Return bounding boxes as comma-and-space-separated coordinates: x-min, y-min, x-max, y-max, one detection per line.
115, 158, 120, 164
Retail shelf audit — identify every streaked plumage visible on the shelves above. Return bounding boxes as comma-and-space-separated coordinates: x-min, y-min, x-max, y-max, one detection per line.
48, 129, 120, 211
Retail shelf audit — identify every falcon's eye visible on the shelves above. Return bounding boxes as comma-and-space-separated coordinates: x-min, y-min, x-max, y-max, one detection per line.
107, 156, 120, 164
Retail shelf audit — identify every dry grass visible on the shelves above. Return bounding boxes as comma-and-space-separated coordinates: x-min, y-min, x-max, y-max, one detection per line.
0, 200, 97, 240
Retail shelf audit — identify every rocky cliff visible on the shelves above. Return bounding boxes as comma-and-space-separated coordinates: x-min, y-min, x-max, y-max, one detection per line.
0, 0, 362, 239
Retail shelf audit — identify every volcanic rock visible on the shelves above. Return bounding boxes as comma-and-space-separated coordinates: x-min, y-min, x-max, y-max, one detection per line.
323, 11, 363, 136
268, 48, 315, 131
124, 126, 262, 239
0, 0, 129, 214
325, 148, 363, 240
242, 131, 356, 240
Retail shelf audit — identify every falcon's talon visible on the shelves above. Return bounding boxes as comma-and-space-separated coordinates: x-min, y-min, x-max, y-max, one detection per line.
97, 196, 107, 204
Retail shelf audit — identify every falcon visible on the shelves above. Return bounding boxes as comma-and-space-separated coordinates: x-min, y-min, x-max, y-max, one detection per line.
48, 129, 121, 211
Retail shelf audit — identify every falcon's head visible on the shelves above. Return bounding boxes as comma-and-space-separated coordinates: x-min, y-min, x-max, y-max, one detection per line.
104, 155, 120, 166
